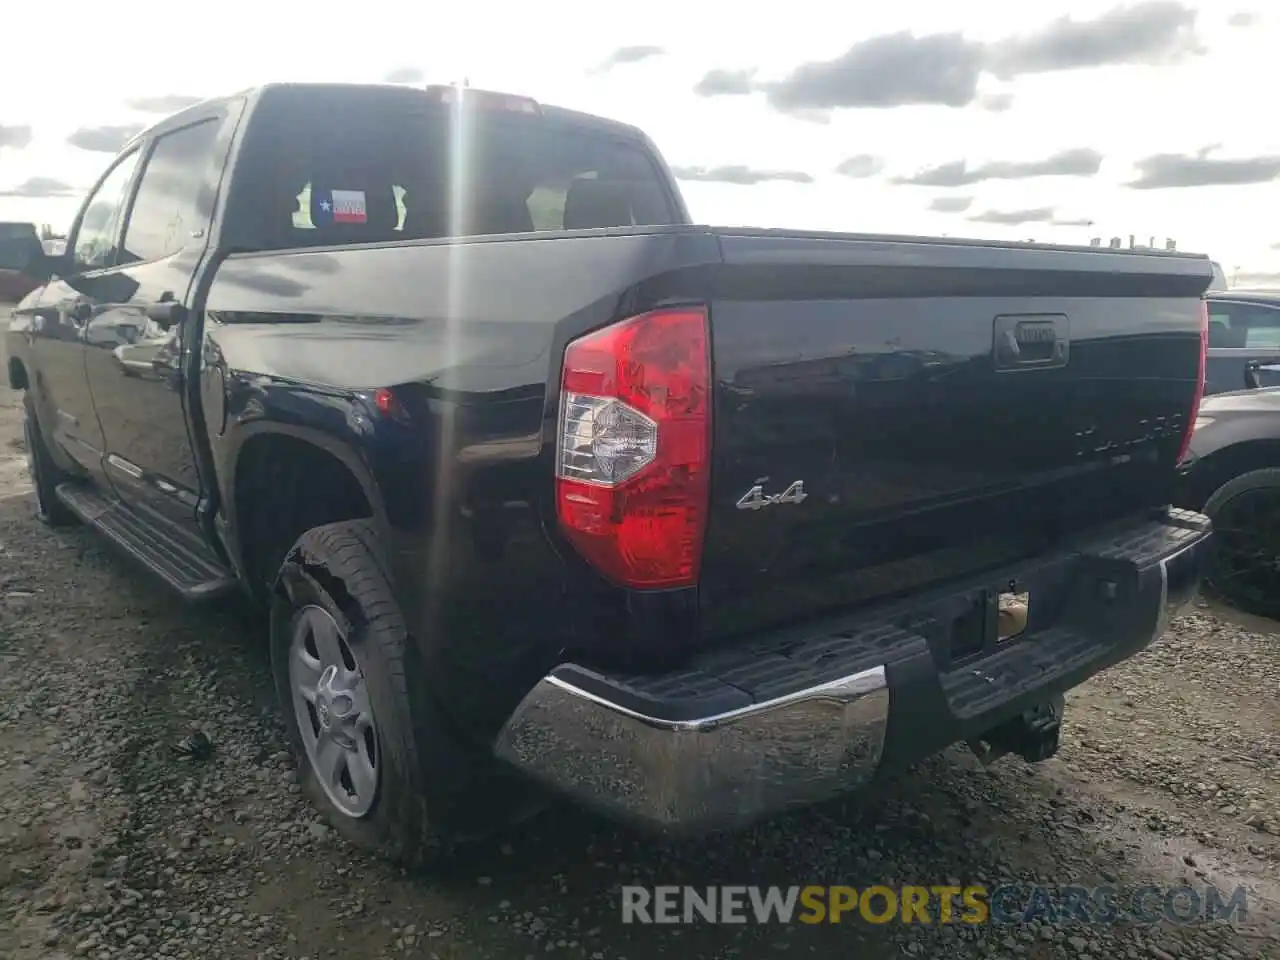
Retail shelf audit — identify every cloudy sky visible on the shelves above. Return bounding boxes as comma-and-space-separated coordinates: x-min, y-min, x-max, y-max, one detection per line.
2, 0, 1278, 283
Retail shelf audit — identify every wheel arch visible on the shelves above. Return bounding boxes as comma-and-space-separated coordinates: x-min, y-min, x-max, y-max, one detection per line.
222, 421, 389, 601
1185, 438, 1280, 511
7, 355, 28, 391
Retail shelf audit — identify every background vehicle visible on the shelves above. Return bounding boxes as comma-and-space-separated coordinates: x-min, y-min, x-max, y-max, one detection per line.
1208, 260, 1228, 292
0, 223, 44, 302
1177, 384, 1280, 618
1205, 289, 1280, 395
2, 82, 1213, 865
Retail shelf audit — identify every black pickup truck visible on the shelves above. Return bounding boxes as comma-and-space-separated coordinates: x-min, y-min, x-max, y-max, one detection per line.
3, 82, 1214, 864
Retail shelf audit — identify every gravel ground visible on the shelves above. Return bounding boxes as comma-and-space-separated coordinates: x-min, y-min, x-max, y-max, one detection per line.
0, 317, 1278, 960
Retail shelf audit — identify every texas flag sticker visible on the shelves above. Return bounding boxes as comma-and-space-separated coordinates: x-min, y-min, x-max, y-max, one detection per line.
312, 188, 367, 226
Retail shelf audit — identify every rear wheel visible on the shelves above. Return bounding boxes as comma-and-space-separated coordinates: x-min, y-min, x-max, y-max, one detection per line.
1203, 467, 1280, 620
22, 393, 77, 527
269, 519, 533, 867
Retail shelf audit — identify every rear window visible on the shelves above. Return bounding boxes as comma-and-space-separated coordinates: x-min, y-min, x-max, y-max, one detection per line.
235, 89, 678, 251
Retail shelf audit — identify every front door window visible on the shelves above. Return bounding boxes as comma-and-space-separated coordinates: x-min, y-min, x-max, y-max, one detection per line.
71, 151, 142, 271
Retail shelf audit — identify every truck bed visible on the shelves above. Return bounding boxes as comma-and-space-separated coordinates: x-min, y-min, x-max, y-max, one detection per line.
697, 229, 1210, 642
206, 225, 1211, 661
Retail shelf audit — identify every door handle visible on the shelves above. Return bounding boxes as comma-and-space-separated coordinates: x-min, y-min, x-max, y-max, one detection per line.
68, 300, 91, 324
1245, 359, 1280, 389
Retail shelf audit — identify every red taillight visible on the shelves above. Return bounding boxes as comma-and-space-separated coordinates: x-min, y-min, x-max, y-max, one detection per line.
554, 307, 711, 589
1177, 299, 1208, 465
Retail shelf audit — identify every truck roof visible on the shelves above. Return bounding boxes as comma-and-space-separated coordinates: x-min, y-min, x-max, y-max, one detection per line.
1207, 288, 1280, 304
125, 82, 645, 151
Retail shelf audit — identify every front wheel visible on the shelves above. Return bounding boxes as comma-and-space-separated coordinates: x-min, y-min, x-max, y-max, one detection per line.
1203, 467, 1280, 620
22, 393, 77, 527
269, 519, 530, 867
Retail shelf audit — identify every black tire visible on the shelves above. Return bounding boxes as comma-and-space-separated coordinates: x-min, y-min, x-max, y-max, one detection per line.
1203, 467, 1280, 620
22, 393, 78, 527
269, 519, 531, 867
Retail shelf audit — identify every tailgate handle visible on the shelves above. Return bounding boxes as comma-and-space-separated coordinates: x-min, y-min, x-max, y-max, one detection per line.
993, 314, 1069, 371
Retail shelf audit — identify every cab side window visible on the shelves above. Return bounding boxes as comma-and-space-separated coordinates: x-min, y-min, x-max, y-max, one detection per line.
71, 151, 141, 271
1208, 304, 1280, 349
1207, 308, 1237, 348
1242, 305, 1280, 348
119, 119, 221, 264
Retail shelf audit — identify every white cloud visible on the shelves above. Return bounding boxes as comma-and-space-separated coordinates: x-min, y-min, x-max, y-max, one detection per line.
1, 0, 1276, 273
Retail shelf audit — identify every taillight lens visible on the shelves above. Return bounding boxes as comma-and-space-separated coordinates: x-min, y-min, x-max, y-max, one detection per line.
1177, 299, 1208, 465
555, 307, 711, 589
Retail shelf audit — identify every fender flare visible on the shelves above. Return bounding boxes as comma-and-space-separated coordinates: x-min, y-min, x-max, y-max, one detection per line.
216, 418, 391, 573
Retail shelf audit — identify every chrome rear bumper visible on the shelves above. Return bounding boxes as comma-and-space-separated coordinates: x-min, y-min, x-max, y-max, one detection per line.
494, 509, 1210, 833
493, 664, 889, 833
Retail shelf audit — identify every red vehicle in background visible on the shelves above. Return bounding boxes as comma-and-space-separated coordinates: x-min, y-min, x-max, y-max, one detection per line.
0, 223, 46, 302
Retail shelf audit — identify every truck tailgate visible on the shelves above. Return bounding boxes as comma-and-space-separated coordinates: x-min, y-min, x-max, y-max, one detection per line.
699, 231, 1211, 642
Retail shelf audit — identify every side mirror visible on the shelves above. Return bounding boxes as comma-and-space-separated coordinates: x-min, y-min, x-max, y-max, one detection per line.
30, 251, 71, 281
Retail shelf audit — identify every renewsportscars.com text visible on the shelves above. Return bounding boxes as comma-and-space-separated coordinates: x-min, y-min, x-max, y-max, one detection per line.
621, 884, 1248, 926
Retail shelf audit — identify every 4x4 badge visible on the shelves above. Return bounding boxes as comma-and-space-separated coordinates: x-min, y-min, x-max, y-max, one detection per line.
736, 479, 808, 511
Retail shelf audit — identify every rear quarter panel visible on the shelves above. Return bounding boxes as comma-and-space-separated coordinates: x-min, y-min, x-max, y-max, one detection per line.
1179, 390, 1280, 507
202, 229, 721, 739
